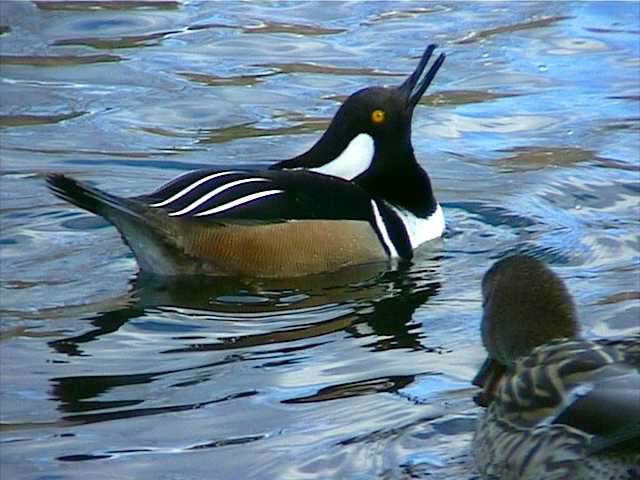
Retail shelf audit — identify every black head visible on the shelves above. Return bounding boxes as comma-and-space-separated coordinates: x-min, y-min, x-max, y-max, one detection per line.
325, 44, 445, 146
272, 45, 446, 203
480, 255, 580, 369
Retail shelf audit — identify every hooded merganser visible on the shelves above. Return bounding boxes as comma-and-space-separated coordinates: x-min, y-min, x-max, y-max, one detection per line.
47, 45, 446, 277
472, 255, 640, 480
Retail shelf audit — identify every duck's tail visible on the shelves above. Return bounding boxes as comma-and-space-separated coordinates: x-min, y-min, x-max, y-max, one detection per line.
46, 174, 184, 275
46, 174, 145, 221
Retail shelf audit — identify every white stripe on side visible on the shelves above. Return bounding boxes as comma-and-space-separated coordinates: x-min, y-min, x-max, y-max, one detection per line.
370, 200, 399, 258
148, 168, 197, 198
389, 203, 445, 249
150, 170, 242, 207
195, 190, 284, 216
168, 178, 271, 216
309, 133, 374, 181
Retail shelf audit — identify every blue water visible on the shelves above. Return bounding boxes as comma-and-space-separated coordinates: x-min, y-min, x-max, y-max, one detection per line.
1, 2, 638, 479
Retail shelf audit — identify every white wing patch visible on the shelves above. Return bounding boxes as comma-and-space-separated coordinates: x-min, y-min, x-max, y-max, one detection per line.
194, 190, 284, 216
150, 171, 284, 218
149, 170, 241, 207
309, 133, 374, 181
168, 178, 271, 217
390, 203, 445, 249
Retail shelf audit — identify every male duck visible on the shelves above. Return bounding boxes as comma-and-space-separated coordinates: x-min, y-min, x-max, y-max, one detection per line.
47, 45, 446, 277
473, 255, 640, 480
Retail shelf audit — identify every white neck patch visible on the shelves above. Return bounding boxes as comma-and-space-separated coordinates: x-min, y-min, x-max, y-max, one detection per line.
390, 203, 445, 250
309, 133, 374, 181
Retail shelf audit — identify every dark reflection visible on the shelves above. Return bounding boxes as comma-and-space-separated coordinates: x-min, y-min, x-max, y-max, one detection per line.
491, 243, 573, 266
53, 30, 181, 49
33, 1, 180, 10
48, 258, 442, 422
347, 268, 442, 352
50, 306, 144, 357
49, 354, 254, 414
444, 201, 535, 229
54, 390, 257, 427
0, 54, 122, 66
283, 374, 417, 404
57, 433, 266, 462
454, 15, 572, 44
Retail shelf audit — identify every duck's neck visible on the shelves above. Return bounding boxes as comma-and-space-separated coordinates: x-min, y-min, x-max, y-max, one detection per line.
357, 141, 437, 218
273, 118, 352, 170
273, 132, 437, 218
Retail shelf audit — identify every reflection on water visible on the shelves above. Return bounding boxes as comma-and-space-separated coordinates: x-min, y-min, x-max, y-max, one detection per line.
0, 53, 123, 66
32, 1, 181, 10
0, 111, 86, 127
454, 15, 572, 44
49, 263, 441, 415
1, 1, 639, 479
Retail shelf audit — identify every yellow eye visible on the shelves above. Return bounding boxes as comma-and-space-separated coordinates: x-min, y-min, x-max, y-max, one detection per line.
371, 109, 385, 124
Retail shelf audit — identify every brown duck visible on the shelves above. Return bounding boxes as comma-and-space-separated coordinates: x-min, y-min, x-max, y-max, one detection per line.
473, 255, 640, 480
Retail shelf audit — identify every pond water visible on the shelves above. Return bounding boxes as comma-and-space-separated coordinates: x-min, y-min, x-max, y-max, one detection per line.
1, 1, 638, 479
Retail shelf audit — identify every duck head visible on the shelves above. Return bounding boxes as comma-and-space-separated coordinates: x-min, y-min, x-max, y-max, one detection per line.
272, 44, 445, 215
473, 255, 580, 405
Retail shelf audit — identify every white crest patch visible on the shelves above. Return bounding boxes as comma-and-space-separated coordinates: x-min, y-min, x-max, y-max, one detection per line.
390, 203, 445, 249
309, 133, 374, 181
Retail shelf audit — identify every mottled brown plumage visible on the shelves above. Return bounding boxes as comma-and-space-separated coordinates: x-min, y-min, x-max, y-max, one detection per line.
473, 255, 640, 480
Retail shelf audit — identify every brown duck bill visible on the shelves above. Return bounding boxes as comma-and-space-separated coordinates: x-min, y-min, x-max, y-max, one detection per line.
397, 44, 446, 111
472, 357, 506, 407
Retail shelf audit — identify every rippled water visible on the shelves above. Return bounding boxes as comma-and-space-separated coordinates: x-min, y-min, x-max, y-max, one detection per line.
1, 2, 639, 479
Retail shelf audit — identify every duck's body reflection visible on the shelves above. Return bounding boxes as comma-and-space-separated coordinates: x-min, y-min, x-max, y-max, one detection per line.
49, 258, 443, 423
